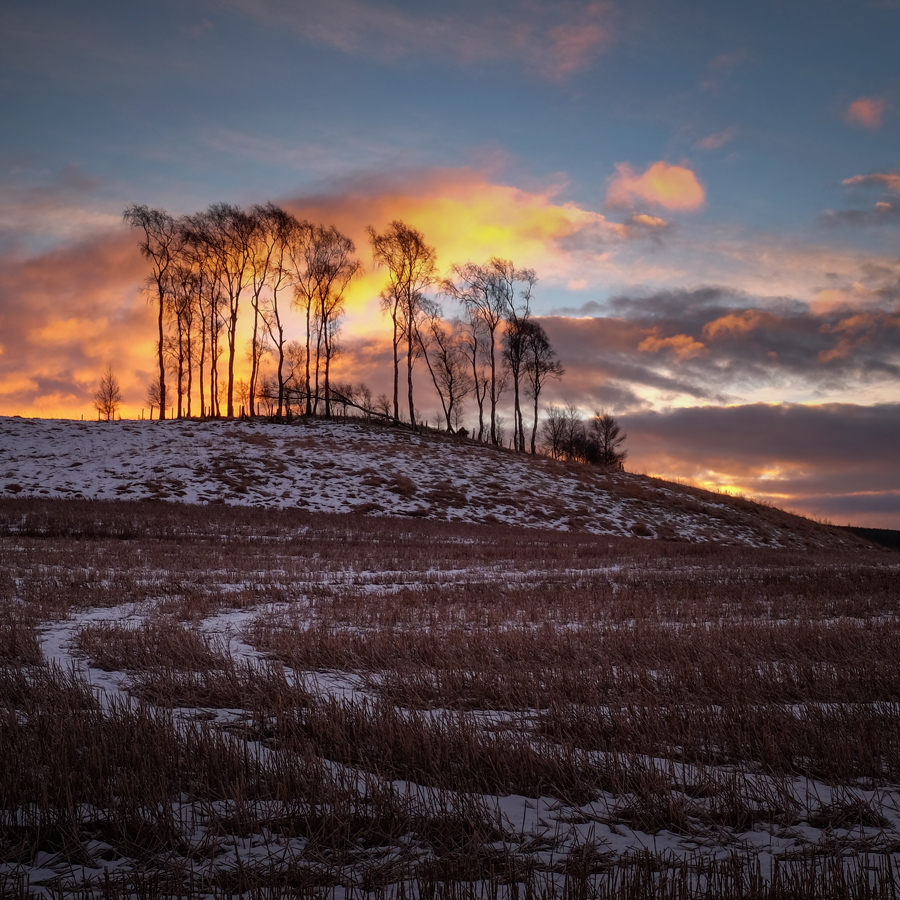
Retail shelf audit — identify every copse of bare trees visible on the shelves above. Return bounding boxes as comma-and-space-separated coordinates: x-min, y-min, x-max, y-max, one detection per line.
126, 202, 361, 423
125, 204, 625, 472
368, 221, 437, 430
542, 405, 627, 469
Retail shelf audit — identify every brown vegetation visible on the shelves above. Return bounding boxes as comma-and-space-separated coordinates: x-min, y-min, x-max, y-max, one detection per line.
0, 497, 898, 898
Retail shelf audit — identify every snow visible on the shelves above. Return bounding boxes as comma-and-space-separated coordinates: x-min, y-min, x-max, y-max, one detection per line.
0, 415, 890, 897
0, 415, 850, 548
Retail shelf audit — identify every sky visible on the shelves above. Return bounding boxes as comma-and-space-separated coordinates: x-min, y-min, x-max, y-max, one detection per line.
0, 0, 898, 527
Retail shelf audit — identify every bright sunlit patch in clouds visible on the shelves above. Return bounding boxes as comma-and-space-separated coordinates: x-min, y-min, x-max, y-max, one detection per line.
605, 162, 705, 211
284, 167, 623, 328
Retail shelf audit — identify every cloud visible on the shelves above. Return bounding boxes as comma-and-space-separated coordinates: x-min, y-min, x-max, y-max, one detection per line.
845, 96, 887, 130
625, 213, 670, 229
0, 231, 154, 416
0, 166, 634, 417
621, 402, 900, 527
638, 332, 707, 359
842, 172, 900, 192
697, 126, 738, 150
0, 162, 118, 255
226, 0, 612, 80
279, 167, 629, 325
606, 162, 705, 211
544, 286, 900, 410
823, 202, 900, 227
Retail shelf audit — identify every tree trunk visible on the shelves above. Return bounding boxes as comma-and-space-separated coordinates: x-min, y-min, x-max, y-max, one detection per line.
157, 282, 166, 421
407, 331, 415, 430
489, 335, 497, 445
392, 313, 400, 422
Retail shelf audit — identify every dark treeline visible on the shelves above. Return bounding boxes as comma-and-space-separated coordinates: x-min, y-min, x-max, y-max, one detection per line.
124, 202, 624, 465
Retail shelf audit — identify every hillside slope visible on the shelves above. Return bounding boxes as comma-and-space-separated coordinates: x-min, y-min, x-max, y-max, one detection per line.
0, 415, 864, 549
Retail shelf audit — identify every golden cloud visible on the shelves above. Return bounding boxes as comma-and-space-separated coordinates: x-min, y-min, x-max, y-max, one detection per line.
702, 310, 767, 340
637, 332, 707, 359
284, 168, 621, 327
606, 162, 705, 211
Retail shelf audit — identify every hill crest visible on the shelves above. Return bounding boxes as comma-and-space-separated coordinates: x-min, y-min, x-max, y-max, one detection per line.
0, 415, 868, 550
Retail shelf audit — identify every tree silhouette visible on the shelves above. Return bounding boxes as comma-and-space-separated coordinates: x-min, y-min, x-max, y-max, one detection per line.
123, 205, 183, 421
523, 321, 564, 453
368, 220, 436, 428
587, 411, 628, 469
94, 367, 123, 421
443, 258, 531, 445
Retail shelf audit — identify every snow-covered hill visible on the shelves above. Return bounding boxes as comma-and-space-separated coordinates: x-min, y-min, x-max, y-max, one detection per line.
0, 415, 860, 549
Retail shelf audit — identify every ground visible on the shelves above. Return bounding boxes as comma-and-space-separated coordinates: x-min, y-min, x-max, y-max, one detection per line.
1, 494, 899, 899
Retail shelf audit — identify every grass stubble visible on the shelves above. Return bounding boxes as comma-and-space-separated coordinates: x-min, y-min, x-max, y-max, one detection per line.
0, 497, 898, 898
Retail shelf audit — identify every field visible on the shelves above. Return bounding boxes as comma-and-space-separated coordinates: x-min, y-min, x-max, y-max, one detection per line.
1, 497, 899, 899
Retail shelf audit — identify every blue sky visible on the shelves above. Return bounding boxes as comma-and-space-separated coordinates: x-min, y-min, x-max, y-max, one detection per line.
1, 0, 898, 525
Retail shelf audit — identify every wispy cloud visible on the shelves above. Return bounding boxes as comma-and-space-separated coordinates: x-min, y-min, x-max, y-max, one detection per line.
606, 161, 705, 211
697, 126, 738, 150
845, 96, 887, 130
226, 0, 612, 80
842, 171, 900, 192
0, 163, 119, 254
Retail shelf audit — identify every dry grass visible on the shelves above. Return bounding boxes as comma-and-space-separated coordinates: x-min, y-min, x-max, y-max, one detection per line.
1, 496, 898, 898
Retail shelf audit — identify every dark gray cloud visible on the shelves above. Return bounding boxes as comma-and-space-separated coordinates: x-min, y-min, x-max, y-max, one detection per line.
542, 287, 900, 404
620, 402, 900, 528
822, 203, 900, 228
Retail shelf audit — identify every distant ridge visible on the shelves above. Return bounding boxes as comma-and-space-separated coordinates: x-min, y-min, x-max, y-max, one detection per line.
840, 526, 900, 551
0, 415, 875, 551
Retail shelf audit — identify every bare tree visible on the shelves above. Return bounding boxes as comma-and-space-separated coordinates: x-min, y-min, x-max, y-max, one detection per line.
586, 411, 628, 469
312, 226, 361, 417
443, 258, 530, 445
523, 320, 564, 454
498, 263, 537, 451
541, 403, 585, 461
94, 366, 123, 421
281, 340, 306, 418
368, 220, 437, 428
123, 205, 184, 421
420, 314, 474, 431
164, 260, 199, 418
459, 312, 490, 441
289, 223, 360, 416
201, 204, 256, 417
145, 379, 161, 420
541, 404, 567, 459
254, 203, 296, 418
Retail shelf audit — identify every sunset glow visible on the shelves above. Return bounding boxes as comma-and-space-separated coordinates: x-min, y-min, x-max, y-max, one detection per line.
1, 0, 898, 526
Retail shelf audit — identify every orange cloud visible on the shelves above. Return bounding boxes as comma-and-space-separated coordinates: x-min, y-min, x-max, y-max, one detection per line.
606, 162, 705, 211
702, 310, 767, 340
638, 332, 707, 359
284, 167, 620, 327
842, 171, 900, 192
0, 168, 628, 418
544, 3, 611, 79
845, 96, 886, 130
628, 213, 669, 228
